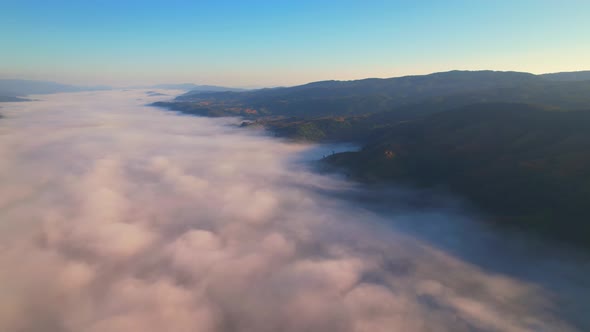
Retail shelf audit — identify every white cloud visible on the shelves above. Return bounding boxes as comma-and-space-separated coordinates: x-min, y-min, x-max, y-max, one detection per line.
0, 90, 585, 332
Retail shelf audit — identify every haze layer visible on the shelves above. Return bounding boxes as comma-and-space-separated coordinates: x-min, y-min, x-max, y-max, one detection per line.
0, 91, 587, 332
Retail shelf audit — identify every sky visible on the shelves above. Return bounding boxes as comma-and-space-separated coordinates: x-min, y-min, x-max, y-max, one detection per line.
1, 0, 589, 87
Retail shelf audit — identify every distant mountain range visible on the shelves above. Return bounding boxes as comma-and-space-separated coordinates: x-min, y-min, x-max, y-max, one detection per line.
153, 69, 590, 248
540, 70, 590, 81
149, 83, 246, 92
0, 79, 246, 101
158, 70, 590, 119
0, 95, 31, 102
0, 79, 111, 98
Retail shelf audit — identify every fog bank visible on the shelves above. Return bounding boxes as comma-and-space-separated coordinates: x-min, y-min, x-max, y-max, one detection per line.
0, 90, 587, 332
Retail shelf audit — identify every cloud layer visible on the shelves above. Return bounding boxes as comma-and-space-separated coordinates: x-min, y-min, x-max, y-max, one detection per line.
0, 91, 585, 331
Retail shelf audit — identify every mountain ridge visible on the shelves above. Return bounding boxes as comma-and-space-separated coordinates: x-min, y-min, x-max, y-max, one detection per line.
156, 70, 590, 119
152, 69, 590, 247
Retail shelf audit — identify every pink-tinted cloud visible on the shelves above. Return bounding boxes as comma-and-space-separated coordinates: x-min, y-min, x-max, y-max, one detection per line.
0, 90, 583, 332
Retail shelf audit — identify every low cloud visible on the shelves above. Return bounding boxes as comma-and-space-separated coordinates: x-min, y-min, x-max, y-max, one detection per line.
0, 91, 584, 331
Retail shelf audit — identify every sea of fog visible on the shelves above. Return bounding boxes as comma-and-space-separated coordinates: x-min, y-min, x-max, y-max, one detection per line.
0, 90, 588, 332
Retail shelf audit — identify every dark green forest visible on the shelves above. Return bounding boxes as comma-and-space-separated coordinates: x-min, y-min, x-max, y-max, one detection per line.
154, 70, 590, 247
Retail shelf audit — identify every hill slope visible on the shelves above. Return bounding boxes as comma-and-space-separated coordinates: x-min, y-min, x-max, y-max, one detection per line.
325, 103, 590, 246
152, 70, 590, 247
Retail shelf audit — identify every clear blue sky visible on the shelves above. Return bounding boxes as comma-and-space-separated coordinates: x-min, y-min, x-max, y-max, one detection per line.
1, 0, 589, 87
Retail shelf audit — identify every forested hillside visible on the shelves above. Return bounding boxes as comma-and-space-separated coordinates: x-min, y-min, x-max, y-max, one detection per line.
153, 70, 590, 246
325, 103, 590, 246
